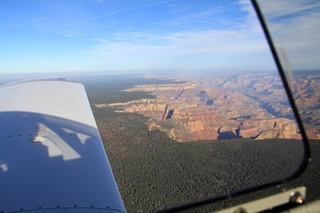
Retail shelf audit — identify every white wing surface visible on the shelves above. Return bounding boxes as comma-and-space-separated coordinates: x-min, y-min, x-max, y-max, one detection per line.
0, 79, 126, 212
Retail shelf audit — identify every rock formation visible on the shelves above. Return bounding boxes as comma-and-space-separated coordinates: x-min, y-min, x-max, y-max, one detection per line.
99, 71, 316, 141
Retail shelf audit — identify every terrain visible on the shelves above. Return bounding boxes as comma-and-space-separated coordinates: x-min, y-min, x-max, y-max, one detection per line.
1, 72, 318, 212
290, 71, 320, 138
79, 72, 319, 212
96, 72, 320, 142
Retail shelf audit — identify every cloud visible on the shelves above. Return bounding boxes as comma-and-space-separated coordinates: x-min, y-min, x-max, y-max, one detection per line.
8, 22, 75, 42
85, 26, 274, 72
83, 0, 276, 72
30, 15, 54, 23
257, 0, 320, 70
256, 0, 320, 20
238, 0, 264, 32
65, 31, 84, 38
3, 0, 279, 73
7, 0, 174, 42
6, 4, 82, 42
89, 0, 174, 21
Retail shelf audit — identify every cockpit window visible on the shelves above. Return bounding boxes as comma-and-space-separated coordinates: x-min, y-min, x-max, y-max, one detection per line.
1, 0, 317, 212
255, 0, 320, 139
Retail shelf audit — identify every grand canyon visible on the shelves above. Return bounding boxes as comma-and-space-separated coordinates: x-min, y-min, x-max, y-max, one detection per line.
96, 71, 320, 142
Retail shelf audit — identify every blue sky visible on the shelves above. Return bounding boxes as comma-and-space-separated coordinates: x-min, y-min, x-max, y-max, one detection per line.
0, 0, 317, 75
259, 0, 320, 72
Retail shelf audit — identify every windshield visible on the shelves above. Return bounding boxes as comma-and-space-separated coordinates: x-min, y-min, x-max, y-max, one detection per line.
255, 0, 320, 138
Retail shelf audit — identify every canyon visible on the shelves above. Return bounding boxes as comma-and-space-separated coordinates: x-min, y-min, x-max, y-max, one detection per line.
96, 72, 320, 142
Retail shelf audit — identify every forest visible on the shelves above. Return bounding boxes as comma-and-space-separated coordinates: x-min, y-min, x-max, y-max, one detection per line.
79, 75, 319, 212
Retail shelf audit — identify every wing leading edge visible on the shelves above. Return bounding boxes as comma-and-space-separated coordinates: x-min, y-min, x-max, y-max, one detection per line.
0, 79, 126, 212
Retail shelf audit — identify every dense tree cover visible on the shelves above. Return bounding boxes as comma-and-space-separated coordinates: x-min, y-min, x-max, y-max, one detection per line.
82, 76, 318, 212
79, 75, 180, 104
94, 106, 306, 212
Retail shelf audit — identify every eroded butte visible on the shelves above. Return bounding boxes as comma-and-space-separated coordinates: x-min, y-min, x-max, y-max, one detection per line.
96, 72, 320, 142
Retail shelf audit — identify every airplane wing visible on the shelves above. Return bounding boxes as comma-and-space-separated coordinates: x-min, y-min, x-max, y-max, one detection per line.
0, 79, 126, 212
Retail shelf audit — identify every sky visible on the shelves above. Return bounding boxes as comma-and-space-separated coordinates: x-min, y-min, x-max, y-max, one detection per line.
0, 0, 318, 75
258, 0, 320, 72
